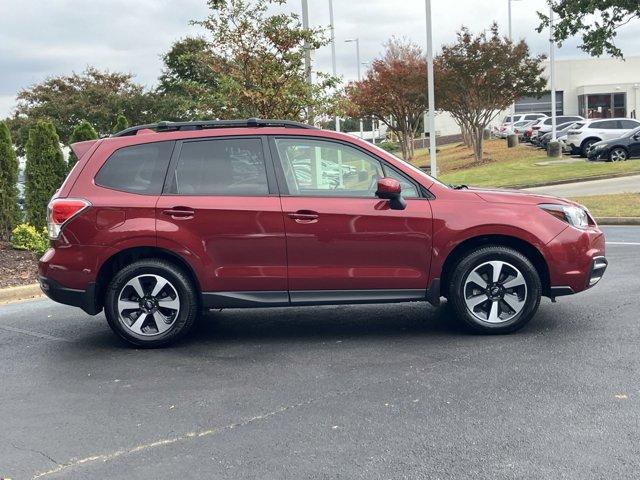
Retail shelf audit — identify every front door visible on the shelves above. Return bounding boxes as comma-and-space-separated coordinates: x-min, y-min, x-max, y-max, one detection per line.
156, 136, 288, 301
270, 136, 433, 300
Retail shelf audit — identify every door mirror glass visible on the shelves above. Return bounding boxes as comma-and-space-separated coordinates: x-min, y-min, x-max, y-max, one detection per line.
376, 178, 406, 210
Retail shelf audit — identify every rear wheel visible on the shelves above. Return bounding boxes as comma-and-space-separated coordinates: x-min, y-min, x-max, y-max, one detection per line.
104, 259, 198, 347
448, 246, 541, 334
609, 147, 628, 162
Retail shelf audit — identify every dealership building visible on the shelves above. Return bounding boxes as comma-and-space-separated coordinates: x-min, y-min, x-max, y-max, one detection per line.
431, 55, 640, 137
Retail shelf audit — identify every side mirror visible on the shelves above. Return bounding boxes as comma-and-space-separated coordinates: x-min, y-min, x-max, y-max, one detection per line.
375, 177, 406, 210
633, 133, 640, 141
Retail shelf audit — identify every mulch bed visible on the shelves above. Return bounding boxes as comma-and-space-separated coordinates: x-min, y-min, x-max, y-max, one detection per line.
0, 241, 39, 289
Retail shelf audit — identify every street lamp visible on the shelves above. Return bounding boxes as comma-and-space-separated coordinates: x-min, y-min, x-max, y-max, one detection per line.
345, 38, 364, 141
508, 0, 525, 124
301, 0, 313, 125
424, 0, 436, 176
328, 0, 340, 132
549, 5, 557, 142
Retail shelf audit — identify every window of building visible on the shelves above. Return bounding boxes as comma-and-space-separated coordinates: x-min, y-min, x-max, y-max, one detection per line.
578, 93, 627, 119
95, 141, 174, 195
170, 138, 269, 195
515, 92, 563, 116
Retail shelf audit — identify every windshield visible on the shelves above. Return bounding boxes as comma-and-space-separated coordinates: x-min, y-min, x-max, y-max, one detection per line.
623, 126, 640, 138
367, 143, 449, 189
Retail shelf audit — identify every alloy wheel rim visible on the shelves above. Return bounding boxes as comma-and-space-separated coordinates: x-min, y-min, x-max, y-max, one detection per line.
117, 274, 180, 336
611, 149, 627, 161
463, 261, 527, 324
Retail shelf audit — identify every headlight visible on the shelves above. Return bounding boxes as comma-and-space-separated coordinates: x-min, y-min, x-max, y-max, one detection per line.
539, 204, 590, 229
593, 143, 607, 150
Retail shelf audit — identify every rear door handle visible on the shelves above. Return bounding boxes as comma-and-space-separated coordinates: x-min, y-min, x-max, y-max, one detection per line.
288, 210, 319, 223
162, 207, 195, 219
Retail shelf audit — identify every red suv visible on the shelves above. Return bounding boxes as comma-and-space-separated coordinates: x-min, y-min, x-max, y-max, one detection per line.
39, 119, 607, 347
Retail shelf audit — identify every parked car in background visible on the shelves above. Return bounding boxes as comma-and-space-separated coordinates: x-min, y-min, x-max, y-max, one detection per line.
587, 126, 640, 162
535, 122, 578, 149
513, 120, 537, 140
530, 116, 584, 141
39, 118, 607, 346
566, 118, 640, 157
499, 120, 535, 139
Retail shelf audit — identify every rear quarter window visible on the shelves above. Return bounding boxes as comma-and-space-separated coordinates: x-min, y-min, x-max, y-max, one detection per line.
95, 141, 174, 195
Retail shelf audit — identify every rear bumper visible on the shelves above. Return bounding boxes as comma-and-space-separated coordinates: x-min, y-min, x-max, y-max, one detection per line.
39, 276, 101, 315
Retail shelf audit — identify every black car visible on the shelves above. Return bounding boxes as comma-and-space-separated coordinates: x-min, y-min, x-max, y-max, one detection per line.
587, 126, 640, 162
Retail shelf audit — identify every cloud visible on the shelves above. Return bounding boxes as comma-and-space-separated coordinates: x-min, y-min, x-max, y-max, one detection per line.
1, 0, 639, 117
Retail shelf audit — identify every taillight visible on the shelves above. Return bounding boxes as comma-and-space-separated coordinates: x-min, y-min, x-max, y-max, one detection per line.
47, 198, 91, 240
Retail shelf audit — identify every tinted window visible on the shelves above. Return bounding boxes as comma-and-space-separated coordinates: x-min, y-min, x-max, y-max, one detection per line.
275, 138, 387, 197
619, 120, 640, 129
591, 120, 618, 129
171, 138, 268, 195
95, 141, 174, 194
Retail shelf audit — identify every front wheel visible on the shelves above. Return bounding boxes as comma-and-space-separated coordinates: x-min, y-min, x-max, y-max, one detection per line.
104, 259, 199, 347
448, 246, 541, 334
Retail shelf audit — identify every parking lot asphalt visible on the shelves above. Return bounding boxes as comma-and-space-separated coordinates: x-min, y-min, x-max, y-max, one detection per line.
524, 174, 640, 197
1, 227, 638, 480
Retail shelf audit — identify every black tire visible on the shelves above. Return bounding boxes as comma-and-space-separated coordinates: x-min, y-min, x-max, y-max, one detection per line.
104, 259, 199, 347
580, 138, 599, 157
608, 147, 628, 162
448, 246, 541, 334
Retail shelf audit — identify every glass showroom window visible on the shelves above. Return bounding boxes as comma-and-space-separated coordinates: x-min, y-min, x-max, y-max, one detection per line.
579, 93, 626, 119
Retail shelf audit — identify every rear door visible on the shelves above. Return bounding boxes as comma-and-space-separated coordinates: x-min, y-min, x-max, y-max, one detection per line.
156, 136, 288, 301
269, 136, 433, 298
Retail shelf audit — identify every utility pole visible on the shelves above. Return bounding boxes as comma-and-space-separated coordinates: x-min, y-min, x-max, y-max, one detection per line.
550, 5, 556, 141
301, 0, 314, 125
328, 0, 340, 132
425, 0, 437, 176
508, 0, 514, 124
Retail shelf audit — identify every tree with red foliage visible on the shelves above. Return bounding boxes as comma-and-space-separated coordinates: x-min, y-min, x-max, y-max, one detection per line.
345, 39, 428, 161
436, 24, 547, 162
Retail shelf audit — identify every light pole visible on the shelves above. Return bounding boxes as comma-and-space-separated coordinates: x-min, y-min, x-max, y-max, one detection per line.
301, 0, 313, 125
508, 0, 524, 123
345, 38, 364, 140
425, 0, 437, 176
328, 0, 340, 132
549, 5, 556, 142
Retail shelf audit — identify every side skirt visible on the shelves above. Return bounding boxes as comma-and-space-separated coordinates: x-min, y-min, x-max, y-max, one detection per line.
201, 289, 432, 309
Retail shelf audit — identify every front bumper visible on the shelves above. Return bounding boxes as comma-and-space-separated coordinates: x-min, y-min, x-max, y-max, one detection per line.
39, 276, 101, 315
587, 148, 609, 161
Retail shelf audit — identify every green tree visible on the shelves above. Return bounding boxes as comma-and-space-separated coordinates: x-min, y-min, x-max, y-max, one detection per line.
13, 67, 183, 151
112, 114, 129, 134
436, 24, 546, 162
538, 1, 639, 58
184, 0, 339, 121
24, 121, 66, 229
67, 120, 98, 171
0, 122, 20, 238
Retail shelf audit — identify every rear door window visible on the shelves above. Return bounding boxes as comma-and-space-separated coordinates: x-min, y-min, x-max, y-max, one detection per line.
169, 138, 269, 195
95, 141, 174, 195
619, 120, 640, 129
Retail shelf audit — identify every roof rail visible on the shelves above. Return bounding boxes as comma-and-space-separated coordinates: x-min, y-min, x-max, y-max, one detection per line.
112, 118, 318, 137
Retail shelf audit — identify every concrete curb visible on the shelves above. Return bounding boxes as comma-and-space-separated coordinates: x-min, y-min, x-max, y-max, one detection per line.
0, 283, 43, 305
515, 172, 640, 190
595, 217, 640, 226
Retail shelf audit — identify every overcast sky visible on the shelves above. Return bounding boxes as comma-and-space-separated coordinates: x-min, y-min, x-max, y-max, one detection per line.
1, 0, 639, 118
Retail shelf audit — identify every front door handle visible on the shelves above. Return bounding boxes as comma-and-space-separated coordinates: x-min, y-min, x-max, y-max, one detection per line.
288, 210, 319, 223
162, 207, 195, 219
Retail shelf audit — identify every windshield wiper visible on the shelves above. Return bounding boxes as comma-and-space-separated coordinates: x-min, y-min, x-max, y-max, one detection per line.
450, 184, 468, 190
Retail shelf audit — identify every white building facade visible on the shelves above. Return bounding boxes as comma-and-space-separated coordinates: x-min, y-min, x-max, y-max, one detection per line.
430, 55, 640, 138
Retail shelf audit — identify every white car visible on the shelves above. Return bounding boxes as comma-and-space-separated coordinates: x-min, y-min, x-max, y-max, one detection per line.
499, 113, 547, 132
530, 115, 584, 140
565, 118, 640, 156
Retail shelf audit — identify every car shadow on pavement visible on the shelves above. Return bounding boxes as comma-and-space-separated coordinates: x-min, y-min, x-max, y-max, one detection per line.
61, 300, 564, 352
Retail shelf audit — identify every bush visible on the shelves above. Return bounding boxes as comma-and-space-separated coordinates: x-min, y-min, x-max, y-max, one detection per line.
0, 121, 20, 239
112, 114, 129, 134
25, 120, 66, 229
377, 141, 401, 153
11, 224, 49, 256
